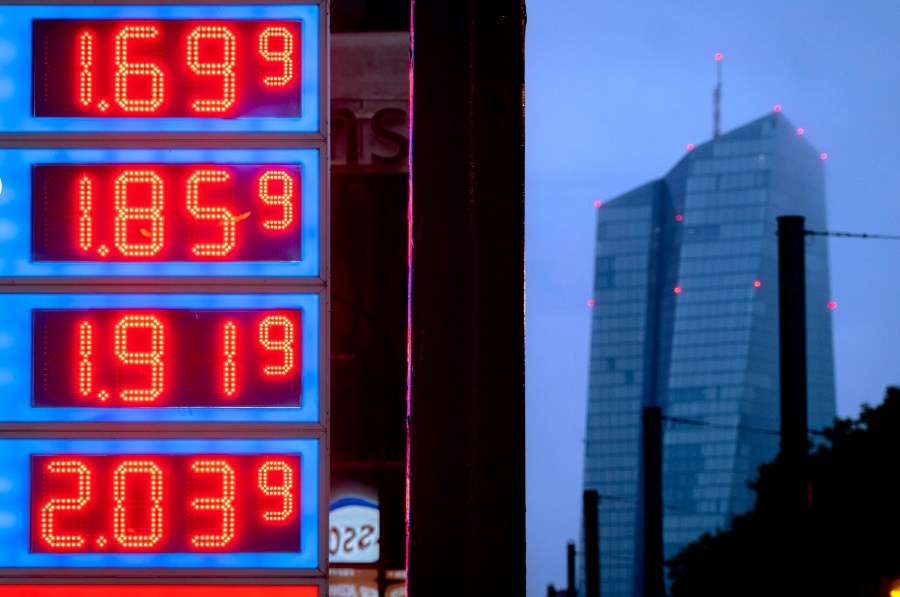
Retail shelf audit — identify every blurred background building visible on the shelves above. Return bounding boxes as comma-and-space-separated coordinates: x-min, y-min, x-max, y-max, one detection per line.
581, 112, 836, 596
329, 1, 408, 595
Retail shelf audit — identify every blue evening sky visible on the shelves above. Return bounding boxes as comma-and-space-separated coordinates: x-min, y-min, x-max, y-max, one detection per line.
526, 1, 900, 593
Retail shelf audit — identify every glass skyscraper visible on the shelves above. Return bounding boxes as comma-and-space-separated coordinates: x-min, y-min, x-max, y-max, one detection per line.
582, 112, 835, 597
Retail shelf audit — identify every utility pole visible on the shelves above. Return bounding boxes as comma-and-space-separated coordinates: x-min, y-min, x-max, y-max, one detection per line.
567, 541, 577, 597
776, 215, 810, 593
583, 490, 601, 597
642, 406, 664, 597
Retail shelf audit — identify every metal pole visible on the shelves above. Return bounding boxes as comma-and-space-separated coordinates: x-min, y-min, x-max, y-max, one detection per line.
567, 540, 576, 597
407, 1, 526, 594
584, 490, 600, 597
776, 215, 809, 591
642, 406, 663, 597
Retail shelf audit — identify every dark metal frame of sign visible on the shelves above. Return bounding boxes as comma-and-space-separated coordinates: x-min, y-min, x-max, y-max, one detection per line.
0, 0, 329, 592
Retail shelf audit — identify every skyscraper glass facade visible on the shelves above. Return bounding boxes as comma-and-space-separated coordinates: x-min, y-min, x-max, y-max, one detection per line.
582, 113, 835, 597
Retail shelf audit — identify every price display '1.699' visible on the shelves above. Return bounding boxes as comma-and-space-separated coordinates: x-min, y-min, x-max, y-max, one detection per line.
33, 20, 302, 118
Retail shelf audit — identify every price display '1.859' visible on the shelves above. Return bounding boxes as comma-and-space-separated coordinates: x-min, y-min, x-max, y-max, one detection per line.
33, 164, 301, 262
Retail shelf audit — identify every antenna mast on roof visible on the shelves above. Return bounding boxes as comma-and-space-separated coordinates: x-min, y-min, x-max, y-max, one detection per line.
713, 52, 723, 138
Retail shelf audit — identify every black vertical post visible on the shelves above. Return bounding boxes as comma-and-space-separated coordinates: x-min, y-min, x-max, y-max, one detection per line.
408, 1, 526, 595
642, 406, 663, 597
777, 215, 809, 590
567, 540, 576, 597
584, 490, 600, 597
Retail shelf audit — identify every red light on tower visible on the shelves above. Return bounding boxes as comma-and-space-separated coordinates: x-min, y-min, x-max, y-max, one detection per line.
827, 301, 837, 309
774, 104, 782, 112
673, 286, 682, 295
796, 128, 804, 135
753, 280, 761, 288
587, 299, 595, 307
675, 214, 683, 222
820, 153, 828, 160
714, 52, 723, 61
686, 143, 694, 151
593, 200, 602, 208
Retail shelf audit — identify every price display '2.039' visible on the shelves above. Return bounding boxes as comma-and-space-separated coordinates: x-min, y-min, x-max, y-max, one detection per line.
32, 454, 301, 553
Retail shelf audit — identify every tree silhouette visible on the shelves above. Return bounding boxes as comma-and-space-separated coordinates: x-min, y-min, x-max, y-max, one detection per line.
668, 387, 900, 597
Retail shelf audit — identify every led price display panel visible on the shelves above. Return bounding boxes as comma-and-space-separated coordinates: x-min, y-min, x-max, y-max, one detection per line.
34, 20, 302, 118
0, 148, 320, 277
0, 294, 320, 423
34, 309, 302, 408
0, 438, 319, 568
0, 4, 321, 132
33, 164, 302, 263
32, 454, 301, 553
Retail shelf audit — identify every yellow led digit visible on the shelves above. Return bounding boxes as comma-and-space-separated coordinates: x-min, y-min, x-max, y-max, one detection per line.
186, 168, 236, 256
258, 27, 295, 87
114, 170, 165, 257
114, 314, 165, 402
187, 26, 236, 113
40, 460, 92, 549
112, 460, 165, 548
114, 25, 165, 112
189, 460, 237, 548
257, 460, 295, 521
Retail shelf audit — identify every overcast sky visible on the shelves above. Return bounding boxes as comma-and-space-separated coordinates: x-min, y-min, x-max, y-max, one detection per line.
525, 1, 900, 594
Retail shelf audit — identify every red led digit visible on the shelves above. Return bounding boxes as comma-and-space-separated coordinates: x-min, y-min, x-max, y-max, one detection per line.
115, 25, 165, 112
222, 320, 237, 397
258, 315, 295, 376
78, 321, 93, 398
78, 31, 94, 107
186, 169, 236, 256
258, 170, 295, 231
112, 460, 164, 548
186, 26, 236, 113
78, 175, 93, 252
258, 27, 295, 87
114, 170, 165, 257
39, 460, 92, 549
257, 460, 295, 521
114, 314, 165, 402
190, 460, 236, 548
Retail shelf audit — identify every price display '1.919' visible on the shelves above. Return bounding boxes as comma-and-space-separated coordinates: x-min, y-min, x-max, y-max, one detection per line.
33, 20, 302, 117
34, 309, 302, 408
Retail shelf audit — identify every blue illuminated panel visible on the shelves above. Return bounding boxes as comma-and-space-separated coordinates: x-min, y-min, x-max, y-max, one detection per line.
0, 5, 320, 132
0, 438, 319, 568
0, 293, 320, 423
0, 148, 320, 277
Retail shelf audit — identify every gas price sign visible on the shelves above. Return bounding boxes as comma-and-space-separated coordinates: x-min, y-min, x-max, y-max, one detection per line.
0, 0, 328, 590
34, 19, 302, 118
0, 438, 319, 568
